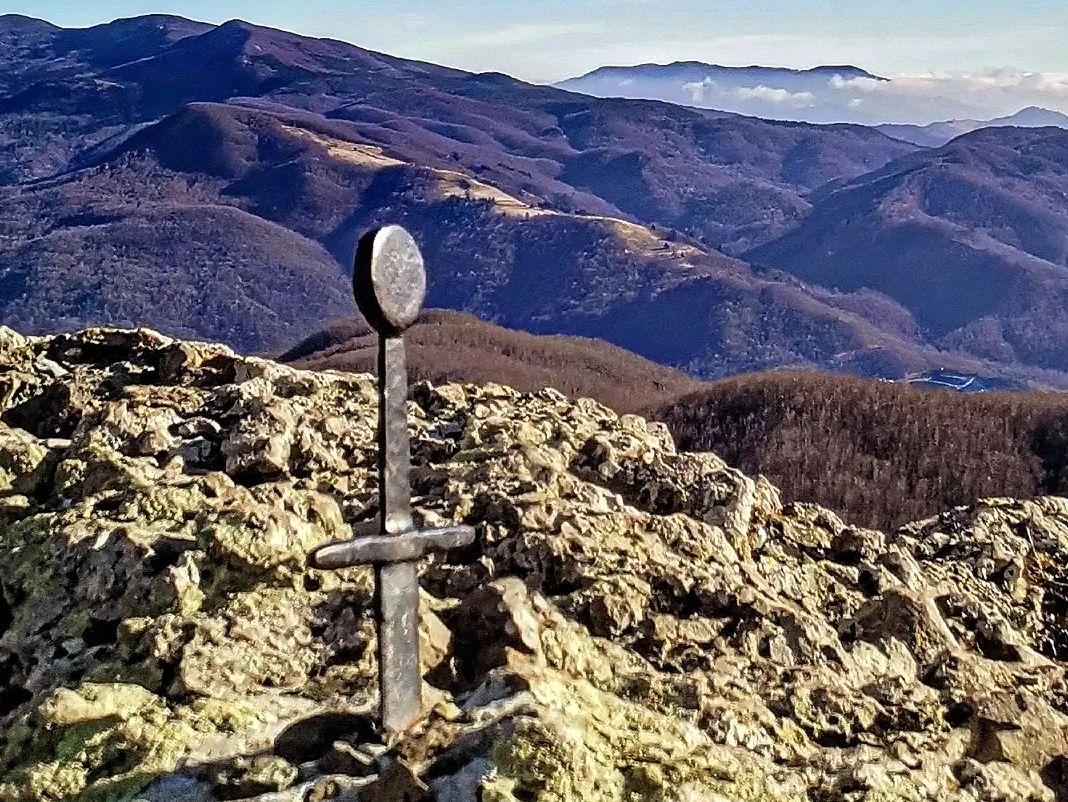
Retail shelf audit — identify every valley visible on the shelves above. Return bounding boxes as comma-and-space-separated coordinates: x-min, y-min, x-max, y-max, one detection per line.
0, 14, 1066, 387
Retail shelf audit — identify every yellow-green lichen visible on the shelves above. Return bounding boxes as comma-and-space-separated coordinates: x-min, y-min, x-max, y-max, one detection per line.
485, 670, 805, 802
0, 683, 207, 802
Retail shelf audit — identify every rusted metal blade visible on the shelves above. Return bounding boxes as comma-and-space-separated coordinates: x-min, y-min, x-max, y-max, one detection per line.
376, 560, 422, 734
380, 336, 414, 535
375, 334, 422, 733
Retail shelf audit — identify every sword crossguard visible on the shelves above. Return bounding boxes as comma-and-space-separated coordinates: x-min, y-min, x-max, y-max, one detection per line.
311, 525, 475, 570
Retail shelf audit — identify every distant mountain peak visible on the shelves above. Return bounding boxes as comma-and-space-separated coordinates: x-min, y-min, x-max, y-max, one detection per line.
565, 62, 885, 82
0, 14, 61, 31
877, 106, 1068, 147
554, 62, 895, 123
212, 18, 266, 36
798, 64, 886, 80
991, 106, 1068, 126
92, 13, 205, 27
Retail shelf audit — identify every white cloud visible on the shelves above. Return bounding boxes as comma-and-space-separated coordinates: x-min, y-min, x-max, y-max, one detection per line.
626, 67, 1068, 125
828, 69, 1068, 123
683, 77, 718, 103
683, 77, 813, 108
734, 85, 815, 107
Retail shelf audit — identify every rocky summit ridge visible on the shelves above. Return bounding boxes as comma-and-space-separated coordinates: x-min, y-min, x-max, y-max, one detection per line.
2, 327, 1068, 802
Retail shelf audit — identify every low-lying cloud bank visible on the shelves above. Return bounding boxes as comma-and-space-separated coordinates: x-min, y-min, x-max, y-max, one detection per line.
829, 69, 1068, 124
557, 65, 1068, 127
686, 78, 817, 109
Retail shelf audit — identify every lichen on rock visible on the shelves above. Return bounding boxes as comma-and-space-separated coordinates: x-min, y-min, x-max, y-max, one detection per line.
2, 327, 1068, 801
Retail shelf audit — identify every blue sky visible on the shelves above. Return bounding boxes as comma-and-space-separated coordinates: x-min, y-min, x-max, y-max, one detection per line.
9, 0, 1068, 83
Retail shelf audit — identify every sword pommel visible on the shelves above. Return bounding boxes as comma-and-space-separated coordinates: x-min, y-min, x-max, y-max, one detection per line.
353, 225, 427, 335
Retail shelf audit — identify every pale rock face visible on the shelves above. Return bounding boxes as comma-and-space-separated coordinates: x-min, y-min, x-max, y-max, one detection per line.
1, 327, 1068, 801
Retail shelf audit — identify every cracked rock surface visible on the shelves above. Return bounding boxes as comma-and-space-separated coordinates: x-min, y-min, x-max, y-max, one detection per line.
2, 326, 1068, 801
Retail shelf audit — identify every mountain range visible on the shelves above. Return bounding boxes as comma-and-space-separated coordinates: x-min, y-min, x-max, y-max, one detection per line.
555, 60, 1068, 130
877, 106, 1068, 148
748, 126, 1068, 373
1, 15, 1068, 386
555, 62, 893, 124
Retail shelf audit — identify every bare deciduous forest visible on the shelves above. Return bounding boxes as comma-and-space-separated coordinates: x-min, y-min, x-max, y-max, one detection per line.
654, 371, 1068, 529
282, 310, 700, 413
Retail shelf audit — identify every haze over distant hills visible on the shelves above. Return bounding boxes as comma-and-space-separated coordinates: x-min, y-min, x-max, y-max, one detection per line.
555, 61, 1068, 128
555, 62, 893, 124
877, 107, 1068, 148
1, 14, 1067, 387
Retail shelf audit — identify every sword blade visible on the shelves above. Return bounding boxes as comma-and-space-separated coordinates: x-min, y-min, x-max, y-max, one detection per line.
380, 335, 414, 534
376, 334, 421, 733
376, 560, 421, 733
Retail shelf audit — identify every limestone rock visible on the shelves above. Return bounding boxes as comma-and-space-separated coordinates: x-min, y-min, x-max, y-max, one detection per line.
0, 425, 52, 494
2, 326, 1068, 802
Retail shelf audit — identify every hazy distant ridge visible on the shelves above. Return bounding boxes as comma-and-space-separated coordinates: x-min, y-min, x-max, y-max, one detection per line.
877, 106, 1068, 147
555, 61, 1068, 127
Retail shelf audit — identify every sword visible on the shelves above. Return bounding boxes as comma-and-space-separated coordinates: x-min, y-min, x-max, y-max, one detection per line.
312, 225, 474, 734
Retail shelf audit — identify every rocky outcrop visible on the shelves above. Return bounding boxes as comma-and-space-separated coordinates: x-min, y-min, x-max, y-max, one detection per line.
1, 326, 1068, 801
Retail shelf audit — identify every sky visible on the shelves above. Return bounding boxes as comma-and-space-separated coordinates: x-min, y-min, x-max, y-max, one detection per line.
10, 0, 1068, 84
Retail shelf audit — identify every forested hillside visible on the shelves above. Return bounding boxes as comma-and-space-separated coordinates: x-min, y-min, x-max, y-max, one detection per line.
655, 371, 1068, 528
